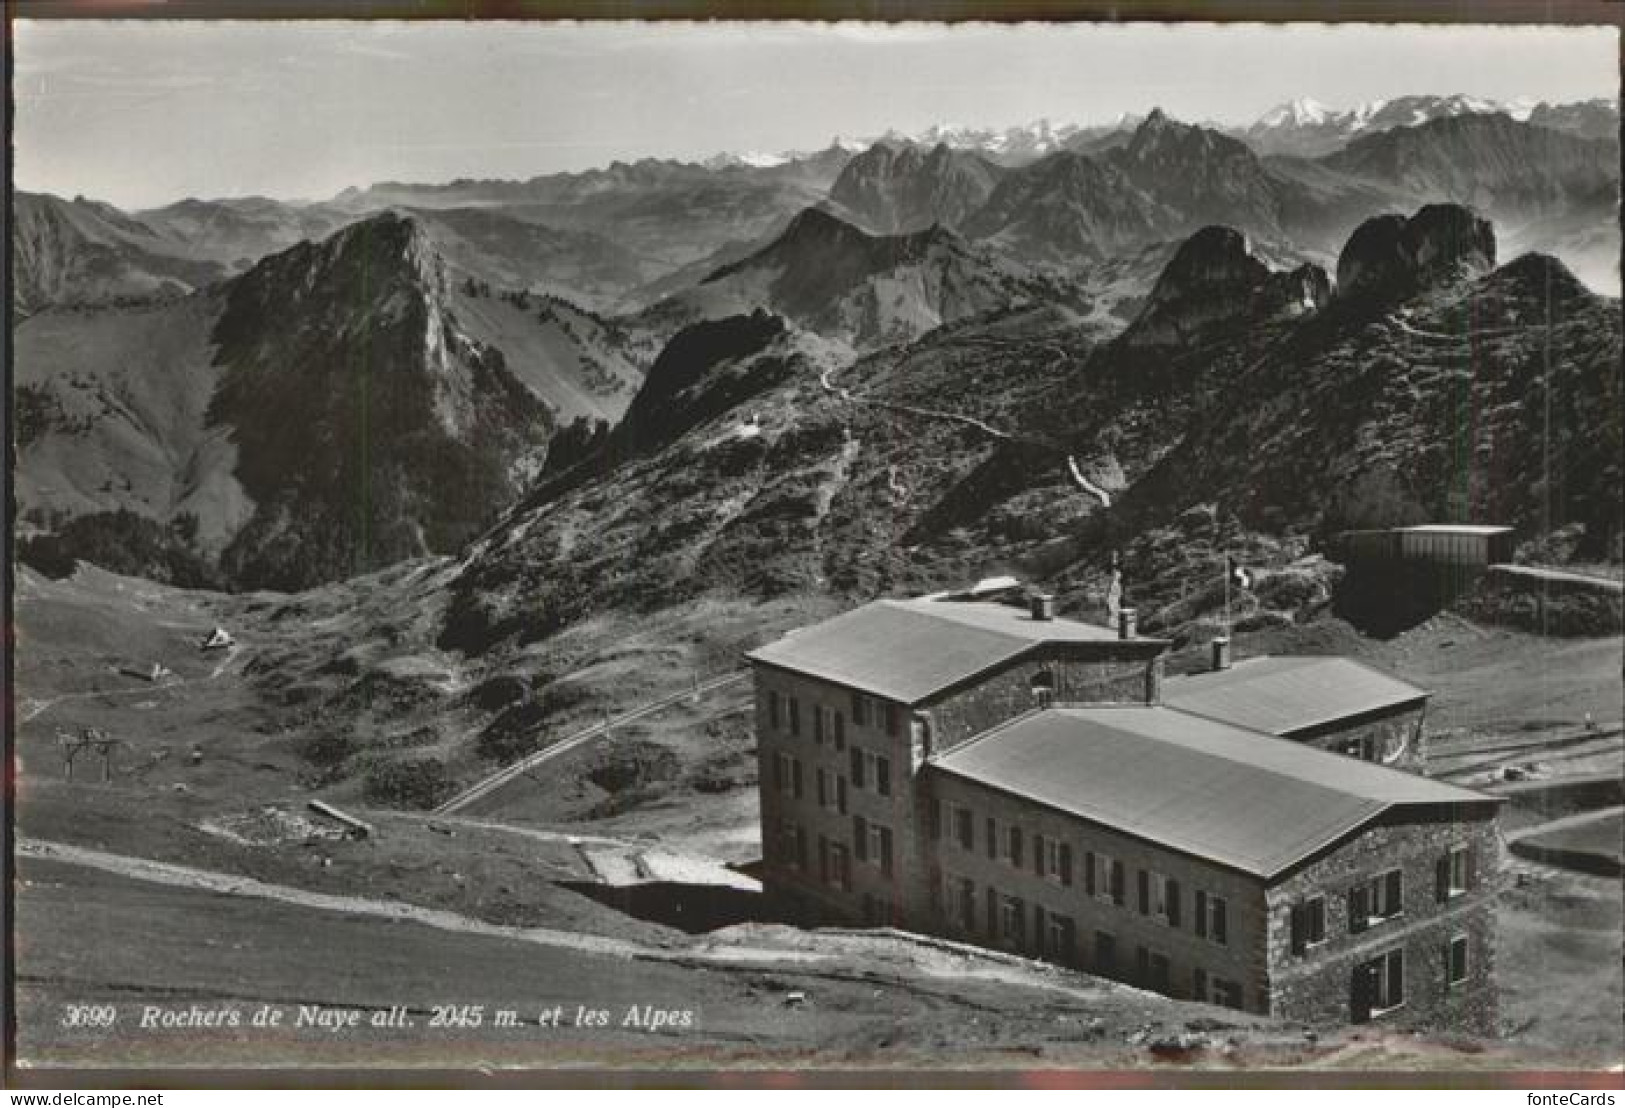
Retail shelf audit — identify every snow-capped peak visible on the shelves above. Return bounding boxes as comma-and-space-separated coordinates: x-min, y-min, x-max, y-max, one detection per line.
1260, 97, 1332, 127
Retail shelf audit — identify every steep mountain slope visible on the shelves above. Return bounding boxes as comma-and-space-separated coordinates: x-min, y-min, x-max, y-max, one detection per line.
640, 207, 1085, 349
1322, 113, 1618, 224
827, 142, 1005, 233
1108, 109, 1289, 240
961, 151, 1177, 263
1119, 227, 1330, 350
15, 213, 586, 590
1526, 98, 1619, 141
407, 207, 651, 313
134, 195, 354, 271
14, 293, 247, 554
13, 192, 229, 316
205, 213, 552, 589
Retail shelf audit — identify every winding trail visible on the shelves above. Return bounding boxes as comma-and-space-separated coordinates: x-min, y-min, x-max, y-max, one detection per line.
817, 356, 1113, 510
435, 670, 751, 815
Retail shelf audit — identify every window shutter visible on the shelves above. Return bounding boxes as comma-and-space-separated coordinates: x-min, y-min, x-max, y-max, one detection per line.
1290, 903, 1306, 955
1137, 869, 1150, 915
1060, 844, 1073, 887
1466, 845, 1478, 890
986, 817, 997, 860
1084, 852, 1096, 896
1436, 855, 1451, 903
1034, 834, 1046, 877
1195, 890, 1207, 938
817, 769, 827, 808
1111, 860, 1125, 906
834, 712, 845, 749
837, 776, 848, 815
1213, 897, 1228, 945
850, 748, 863, 788
1348, 886, 1368, 933
877, 757, 891, 797
1011, 828, 1023, 868
1387, 949, 1405, 1006
1167, 879, 1181, 927
853, 816, 868, 862
792, 759, 803, 799
1385, 870, 1402, 915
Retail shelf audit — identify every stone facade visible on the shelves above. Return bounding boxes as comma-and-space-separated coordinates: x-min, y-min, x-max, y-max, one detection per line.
751, 603, 1500, 1030
924, 767, 1270, 1011
1264, 814, 1499, 1032
920, 643, 1164, 756
1290, 704, 1428, 774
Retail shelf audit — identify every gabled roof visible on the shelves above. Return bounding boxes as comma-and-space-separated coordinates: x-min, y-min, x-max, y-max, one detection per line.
747, 597, 1156, 704
931, 706, 1496, 880
1162, 655, 1427, 737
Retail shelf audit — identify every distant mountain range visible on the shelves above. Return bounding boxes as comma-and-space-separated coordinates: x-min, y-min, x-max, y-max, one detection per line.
13, 92, 1620, 595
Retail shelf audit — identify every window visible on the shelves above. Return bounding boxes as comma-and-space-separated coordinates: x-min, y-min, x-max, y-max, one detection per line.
852, 749, 890, 796
1352, 949, 1405, 1020
827, 842, 851, 892
850, 691, 870, 727
1142, 871, 1180, 925
1350, 870, 1403, 932
1087, 852, 1124, 905
774, 752, 794, 796
1147, 951, 1172, 992
857, 820, 893, 877
1094, 930, 1117, 974
1043, 838, 1073, 886
1211, 978, 1244, 1011
1006, 826, 1024, 868
1447, 935, 1469, 985
788, 697, 801, 737
813, 705, 825, 745
1340, 733, 1377, 761
953, 805, 975, 850
769, 690, 781, 730
1195, 891, 1228, 945
1000, 896, 1026, 949
949, 875, 975, 932
1044, 913, 1075, 963
1030, 668, 1056, 708
1437, 846, 1474, 901
1290, 895, 1327, 954
833, 711, 846, 751
777, 820, 802, 870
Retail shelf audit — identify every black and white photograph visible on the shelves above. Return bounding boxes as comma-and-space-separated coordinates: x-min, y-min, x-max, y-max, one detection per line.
6, 7, 1623, 1086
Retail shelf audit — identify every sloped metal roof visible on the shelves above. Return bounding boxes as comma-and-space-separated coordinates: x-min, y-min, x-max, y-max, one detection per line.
747, 598, 1139, 704
931, 706, 1494, 880
1395, 524, 1513, 536
1162, 655, 1427, 737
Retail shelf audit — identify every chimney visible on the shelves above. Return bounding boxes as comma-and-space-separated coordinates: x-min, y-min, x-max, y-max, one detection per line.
1211, 636, 1232, 672
1118, 607, 1137, 640
1029, 593, 1055, 622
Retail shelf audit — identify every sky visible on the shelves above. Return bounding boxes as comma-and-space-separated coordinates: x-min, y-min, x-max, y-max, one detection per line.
12, 20, 1620, 210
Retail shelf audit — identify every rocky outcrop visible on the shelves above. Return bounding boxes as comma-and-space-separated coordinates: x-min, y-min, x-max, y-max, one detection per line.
209, 212, 551, 590
1335, 203, 1495, 302
828, 141, 1003, 233
1121, 225, 1330, 349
